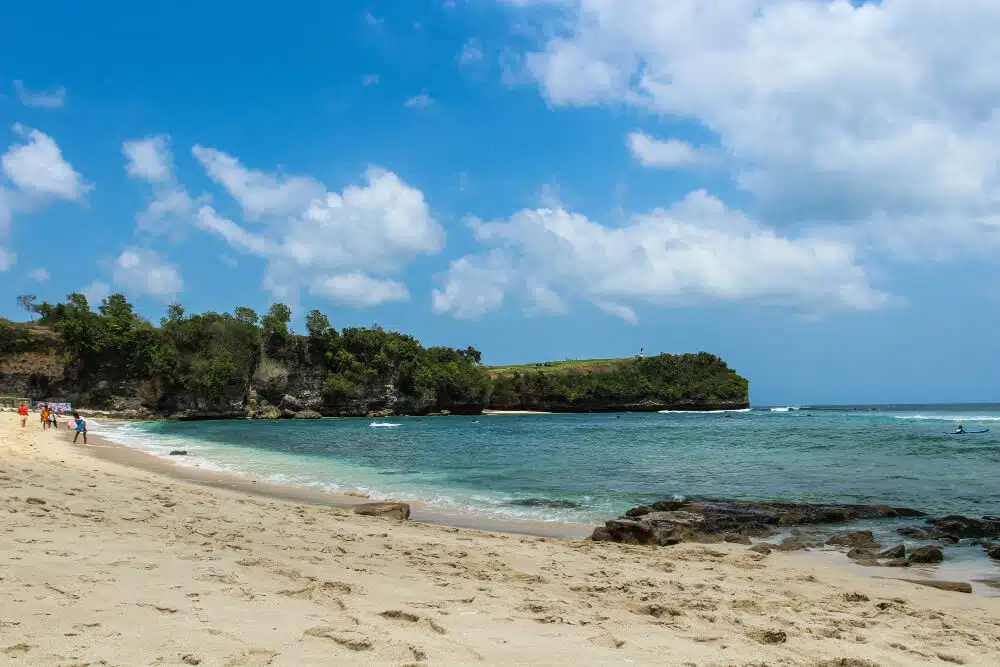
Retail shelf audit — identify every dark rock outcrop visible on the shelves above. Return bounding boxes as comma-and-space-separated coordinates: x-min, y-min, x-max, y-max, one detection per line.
986, 544, 1000, 560
877, 544, 906, 559
591, 499, 922, 546
908, 545, 944, 564
294, 410, 322, 419
926, 515, 1000, 539
826, 531, 881, 549
353, 502, 411, 521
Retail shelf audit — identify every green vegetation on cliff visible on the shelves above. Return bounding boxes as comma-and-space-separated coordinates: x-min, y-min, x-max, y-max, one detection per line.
487, 354, 748, 412
1, 292, 749, 416
2, 292, 490, 415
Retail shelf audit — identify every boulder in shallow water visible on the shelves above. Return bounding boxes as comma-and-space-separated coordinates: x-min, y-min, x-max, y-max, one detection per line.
294, 410, 322, 419
877, 544, 906, 559
908, 545, 944, 564
169, 450, 188, 456
353, 502, 411, 520
986, 544, 1000, 560
926, 515, 1000, 539
826, 531, 881, 549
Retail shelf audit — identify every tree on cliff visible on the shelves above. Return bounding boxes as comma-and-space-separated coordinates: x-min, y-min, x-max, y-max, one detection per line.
16, 294, 37, 321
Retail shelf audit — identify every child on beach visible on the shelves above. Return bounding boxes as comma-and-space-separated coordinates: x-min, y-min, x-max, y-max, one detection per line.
41, 405, 50, 429
49, 409, 57, 429
18, 403, 28, 427
71, 411, 87, 444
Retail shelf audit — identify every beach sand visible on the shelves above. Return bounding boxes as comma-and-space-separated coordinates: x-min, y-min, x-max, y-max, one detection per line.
2, 412, 999, 666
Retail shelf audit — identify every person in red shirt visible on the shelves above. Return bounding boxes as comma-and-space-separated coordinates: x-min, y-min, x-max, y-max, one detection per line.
17, 403, 28, 427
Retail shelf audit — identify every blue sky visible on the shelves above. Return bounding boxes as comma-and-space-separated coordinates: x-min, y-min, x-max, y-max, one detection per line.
3, 0, 1000, 405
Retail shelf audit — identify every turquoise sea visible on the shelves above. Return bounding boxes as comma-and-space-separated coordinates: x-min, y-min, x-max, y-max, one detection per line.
97, 404, 1000, 580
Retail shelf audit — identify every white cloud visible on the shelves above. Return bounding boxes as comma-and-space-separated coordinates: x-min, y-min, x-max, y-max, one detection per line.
458, 40, 485, 66
2, 124, 90, 200
112, 247, 183, 299
29, 268, 49, 282
362, 74, 380, 86
511, 0, 1000, 251
123, 135, 203, 236
123, 136, 173, 183
0, 247, 14, 272
594, 301, 638, 325
192, 145, 324, 219
627, 132, 714, 169
13, 80, 66, 109
310, 273, 410, 307
434, 190, 888, 321
81, 281, 110, 307
432, 251, 511, 319
405, 93, 435, 108
190, 150, 444, 307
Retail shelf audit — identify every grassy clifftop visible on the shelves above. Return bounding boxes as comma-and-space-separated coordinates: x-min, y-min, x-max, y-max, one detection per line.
485, 353, 749, 412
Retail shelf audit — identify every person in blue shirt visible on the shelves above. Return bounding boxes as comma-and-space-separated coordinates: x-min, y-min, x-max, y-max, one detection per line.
71, 411, 87, 444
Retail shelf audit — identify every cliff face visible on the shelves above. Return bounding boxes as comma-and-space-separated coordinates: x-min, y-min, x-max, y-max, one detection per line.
1, 320, 749, 418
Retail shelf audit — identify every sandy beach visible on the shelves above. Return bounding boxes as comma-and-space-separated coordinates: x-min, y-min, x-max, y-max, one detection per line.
2, 412, 1000, 666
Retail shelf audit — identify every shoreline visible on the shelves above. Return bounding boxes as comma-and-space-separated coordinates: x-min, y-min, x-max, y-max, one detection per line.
88, 424, 1000, 597
79, 430, 594, 539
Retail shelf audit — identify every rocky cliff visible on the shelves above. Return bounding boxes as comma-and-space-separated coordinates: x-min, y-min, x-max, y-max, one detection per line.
1, 315, 749, 419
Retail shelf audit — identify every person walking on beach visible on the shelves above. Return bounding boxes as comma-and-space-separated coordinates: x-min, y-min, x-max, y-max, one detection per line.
71, 411, 87, 444
40, 405, 50, 429
48, 409, 57, 429
18, 403, 28, 427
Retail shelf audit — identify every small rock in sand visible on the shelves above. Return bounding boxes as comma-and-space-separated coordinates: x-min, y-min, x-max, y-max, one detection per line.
169, 450, 188, 456
877, 544, 906, 559
182, 655, 202, 665
353, 502, 411, 521
748, 544, 772, 555
25, 497, 46, 505
723, 533, 752, 545
900, 579, 972, 594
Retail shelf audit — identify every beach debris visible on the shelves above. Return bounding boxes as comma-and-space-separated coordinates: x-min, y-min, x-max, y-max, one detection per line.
353, 502, 411, 521
907, 545, 944, 564
592, 499, 923, 546
182, 655, 202, 665
749, 628, 787, 644
25, 497, 46, 505
842, 592, 869, 602
900, 579, 972, 593
169, 450, 188, 456
826, 531, 881, 549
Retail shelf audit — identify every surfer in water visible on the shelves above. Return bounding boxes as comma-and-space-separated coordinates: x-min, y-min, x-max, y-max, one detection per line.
956, 424, 965, 434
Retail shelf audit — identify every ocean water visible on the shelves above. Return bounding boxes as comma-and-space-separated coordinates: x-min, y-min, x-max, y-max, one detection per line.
97, 404, 1000, 580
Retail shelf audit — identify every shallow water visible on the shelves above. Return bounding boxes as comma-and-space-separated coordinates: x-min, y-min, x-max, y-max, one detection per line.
98, 404, 1000, 580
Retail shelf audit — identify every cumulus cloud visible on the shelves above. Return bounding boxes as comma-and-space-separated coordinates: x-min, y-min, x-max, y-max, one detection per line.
123, 136, 173, 183
433, 191, 888, 322
3, 124, 90, 200
0, 247, 14, 272
13, 80, 66, 109
432, 251, 511, 319
192, 145, 324, 219
124, 135, 203, 235
458, 39, 485, 66
29, 267, 50, 282
112, 247, 183, 299
511, 0, 1000, 250
627, 132, 715, 169
189, 148, 444, 306
309, 273, 410, 307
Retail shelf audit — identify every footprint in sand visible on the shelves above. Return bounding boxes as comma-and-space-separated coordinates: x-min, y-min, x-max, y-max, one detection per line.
303, 627, 374, 651
223, 648, 279, 666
